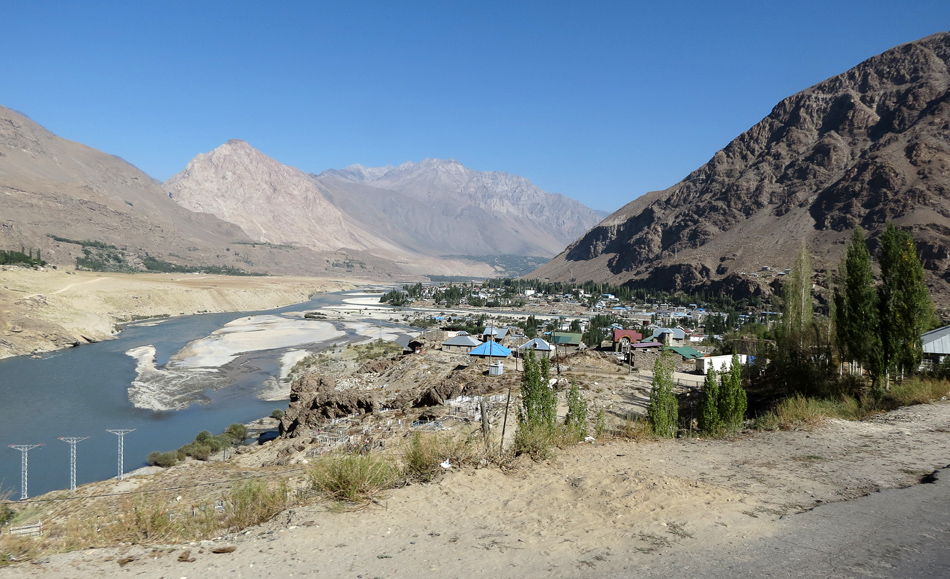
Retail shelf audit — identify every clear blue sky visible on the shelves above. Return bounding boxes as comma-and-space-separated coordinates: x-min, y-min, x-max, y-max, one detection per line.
3, 1, 948, 213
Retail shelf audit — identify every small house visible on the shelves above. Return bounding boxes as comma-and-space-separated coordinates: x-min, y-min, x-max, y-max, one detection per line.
551, 332, 584, 353
468, 341, 511, 359
922, 325, 950, 366
518, 338, 554, 359
441, 333, 482, 353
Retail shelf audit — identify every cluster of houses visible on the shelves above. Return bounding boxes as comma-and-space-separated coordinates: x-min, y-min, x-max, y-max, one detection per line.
433, 322, 718, 372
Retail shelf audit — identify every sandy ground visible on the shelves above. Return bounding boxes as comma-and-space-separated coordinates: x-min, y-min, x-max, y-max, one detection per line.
3, 402, 948, 578
0, 267, 357, 359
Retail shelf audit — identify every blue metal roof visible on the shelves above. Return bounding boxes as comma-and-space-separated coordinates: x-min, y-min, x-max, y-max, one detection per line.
468, 341, 512, 357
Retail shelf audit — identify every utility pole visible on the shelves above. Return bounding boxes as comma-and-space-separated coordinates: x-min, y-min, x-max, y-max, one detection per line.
9, 444, 43, 500
58, 437, 90, 492
107, 429, 135, 481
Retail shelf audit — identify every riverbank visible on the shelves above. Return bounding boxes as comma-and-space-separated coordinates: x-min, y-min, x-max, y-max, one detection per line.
0, 267, 359, 359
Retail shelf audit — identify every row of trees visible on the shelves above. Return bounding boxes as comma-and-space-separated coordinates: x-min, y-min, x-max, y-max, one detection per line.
648, 350, 747, 438
648, 223, 935, 436
834, 225, 934, 390
772, 224, 934, 396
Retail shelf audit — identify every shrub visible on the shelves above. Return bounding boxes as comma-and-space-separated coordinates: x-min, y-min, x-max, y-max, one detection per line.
271, 409, 285, 420
648, 350, 678, 437
224, 423, 248, 442
512, 422, 557, 460
595, 408, 607, 438
310, 452, 398, 503
147, 451, 180, 468
0, 502, 14, 527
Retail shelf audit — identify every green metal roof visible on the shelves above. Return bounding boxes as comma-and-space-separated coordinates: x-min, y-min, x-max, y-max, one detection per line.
551, 333, 583, 345
664, 345, 704, 359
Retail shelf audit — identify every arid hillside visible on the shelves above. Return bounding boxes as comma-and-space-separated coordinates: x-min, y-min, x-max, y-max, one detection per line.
532, 32, 950, 306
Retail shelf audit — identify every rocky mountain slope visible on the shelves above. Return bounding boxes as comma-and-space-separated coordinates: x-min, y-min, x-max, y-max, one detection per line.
165, 140, 392, 253
165, 144, 604, 276
0, 106, 333, 276
317, 159, 607, 257
531, 32, 950, 306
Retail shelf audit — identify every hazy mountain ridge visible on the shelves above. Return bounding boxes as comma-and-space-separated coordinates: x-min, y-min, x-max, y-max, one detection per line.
531, 32, 950, 305
164, 141, 606, 273
315, 158, 607, 258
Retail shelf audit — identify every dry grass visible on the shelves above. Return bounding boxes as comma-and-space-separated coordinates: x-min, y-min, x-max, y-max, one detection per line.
615, 415, 656, 441
309, 451, 398, 503
402, 432, 479, 483
755, 378, 950, 431
0, 478, 294, 565
223, 479, 290, 530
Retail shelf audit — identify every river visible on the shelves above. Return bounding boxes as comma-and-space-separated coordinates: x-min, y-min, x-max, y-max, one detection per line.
0, 290, 408, 499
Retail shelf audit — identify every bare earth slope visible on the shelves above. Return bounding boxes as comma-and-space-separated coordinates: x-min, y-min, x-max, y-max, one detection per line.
0, 106, 337, 276
3, 402, 949, 578
0, 268, 352, 358
532, 32, 950, 305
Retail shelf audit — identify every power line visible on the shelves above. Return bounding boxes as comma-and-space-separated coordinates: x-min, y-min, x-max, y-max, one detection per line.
106, 429, 135, 481
8, 444, 43, 500
58, 437, 91, 492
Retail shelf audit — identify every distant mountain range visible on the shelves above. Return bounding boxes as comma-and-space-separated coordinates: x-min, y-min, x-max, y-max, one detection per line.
165, 142, 606, 275
0, 109, 604, 278
531, 32, 950, 307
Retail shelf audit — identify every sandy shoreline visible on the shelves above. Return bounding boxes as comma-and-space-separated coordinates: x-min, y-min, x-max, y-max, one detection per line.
0, 268, 359, 359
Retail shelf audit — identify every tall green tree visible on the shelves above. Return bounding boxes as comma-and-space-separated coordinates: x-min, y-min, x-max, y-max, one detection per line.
718, 353, 747, 432
783, 247, 813, 343
698, 366, 723, 435
833, 227, 879, 375
648, 350, 678, 437
519, 349, 555, 429
876, 224, 934, 386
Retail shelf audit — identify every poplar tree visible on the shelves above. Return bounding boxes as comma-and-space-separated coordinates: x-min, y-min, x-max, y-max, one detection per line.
648, 350, 678, 437
719, 353, 747, 432
698, 366, 722, 436
833, 227, 879, 375
876, 224, 934, 386
783, 247, 813, 343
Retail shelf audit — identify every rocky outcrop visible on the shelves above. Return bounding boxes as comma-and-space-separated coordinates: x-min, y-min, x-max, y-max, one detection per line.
278, 360, 518, 439
531, 32, 950, 306
278, 375, 379, 437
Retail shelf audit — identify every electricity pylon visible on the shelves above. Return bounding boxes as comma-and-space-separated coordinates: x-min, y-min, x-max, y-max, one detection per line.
8, 444, 43, 500
106, 429, 135, 480
58, 436, 90, 491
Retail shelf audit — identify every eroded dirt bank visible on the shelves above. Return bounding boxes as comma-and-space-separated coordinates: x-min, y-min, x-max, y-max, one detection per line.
0, 267, 356, 359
